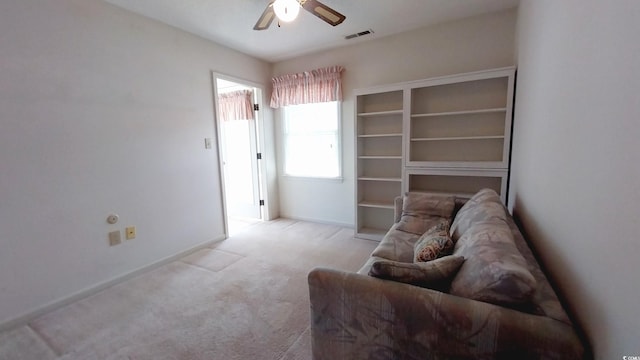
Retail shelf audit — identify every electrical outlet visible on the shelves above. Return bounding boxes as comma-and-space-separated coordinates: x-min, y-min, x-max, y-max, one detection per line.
109, 230, 122, 246
125, 226, 136, 240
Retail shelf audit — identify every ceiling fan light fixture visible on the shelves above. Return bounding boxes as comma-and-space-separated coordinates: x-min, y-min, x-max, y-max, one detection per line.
273, 0, 300, 23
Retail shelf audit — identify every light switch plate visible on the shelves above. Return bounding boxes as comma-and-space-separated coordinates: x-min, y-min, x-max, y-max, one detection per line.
109, 230, 121, 246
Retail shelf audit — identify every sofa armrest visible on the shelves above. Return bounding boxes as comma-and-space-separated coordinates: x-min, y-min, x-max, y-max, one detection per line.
308, 268, 585, 360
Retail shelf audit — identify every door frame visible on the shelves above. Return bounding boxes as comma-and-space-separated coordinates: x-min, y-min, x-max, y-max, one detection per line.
211, 72, 269, 237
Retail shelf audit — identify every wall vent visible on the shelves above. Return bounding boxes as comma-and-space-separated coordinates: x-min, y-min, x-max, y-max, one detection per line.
345, 29, 374, 40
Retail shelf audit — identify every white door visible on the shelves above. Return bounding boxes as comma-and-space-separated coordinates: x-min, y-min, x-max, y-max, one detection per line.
216, 78, 262, 220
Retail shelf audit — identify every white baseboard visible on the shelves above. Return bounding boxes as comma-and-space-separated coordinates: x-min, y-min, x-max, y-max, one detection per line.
0, 234, 226, 333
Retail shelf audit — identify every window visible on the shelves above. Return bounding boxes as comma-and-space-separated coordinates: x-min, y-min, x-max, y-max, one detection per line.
283, 101, 341, 179
270, 66, 344, 179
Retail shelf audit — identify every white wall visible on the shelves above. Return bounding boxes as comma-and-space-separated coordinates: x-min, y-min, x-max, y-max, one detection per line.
0, 0, 271, 327
272, 9, 517, 226
511, 1, 640, 358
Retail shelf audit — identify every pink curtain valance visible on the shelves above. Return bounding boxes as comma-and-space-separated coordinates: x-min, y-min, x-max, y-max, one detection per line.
270, 66, 344, 108
218, 90, 255, 121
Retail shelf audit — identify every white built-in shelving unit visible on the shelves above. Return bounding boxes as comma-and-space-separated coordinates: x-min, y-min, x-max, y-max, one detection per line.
355, 89, 404, 240
354, 67, 515, 241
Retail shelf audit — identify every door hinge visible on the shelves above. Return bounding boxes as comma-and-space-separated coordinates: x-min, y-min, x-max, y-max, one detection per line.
254, 104, 260, 111
259, 200, 265, 206
256, 153, 262, 160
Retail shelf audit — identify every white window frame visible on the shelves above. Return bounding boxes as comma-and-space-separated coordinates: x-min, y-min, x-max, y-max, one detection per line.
281, 101, 343, 181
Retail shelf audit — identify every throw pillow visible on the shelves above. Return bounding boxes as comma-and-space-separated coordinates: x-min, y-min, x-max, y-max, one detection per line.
449, 188, 507, 241
449, 220, 537, 306
396, 192, 455, 235
368, 256, 465, 290
414, 221, 453, 262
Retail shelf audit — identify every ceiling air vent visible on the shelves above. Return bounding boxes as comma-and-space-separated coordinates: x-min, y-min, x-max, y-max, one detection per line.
345, 29, 374, 40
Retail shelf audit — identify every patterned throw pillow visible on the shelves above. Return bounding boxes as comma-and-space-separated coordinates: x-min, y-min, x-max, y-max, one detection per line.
414, 221, 453, 262
368, 256, 465, 290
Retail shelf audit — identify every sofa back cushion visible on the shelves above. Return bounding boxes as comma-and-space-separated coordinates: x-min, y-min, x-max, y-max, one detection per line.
450, 220, 537, 306
403, 192, 456, 217
450, 189, 507, 241
396, 192, 455, 235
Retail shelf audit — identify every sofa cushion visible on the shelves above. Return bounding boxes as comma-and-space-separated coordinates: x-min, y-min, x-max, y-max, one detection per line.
413, 220, 453, 262
396, 215, 447, 236
450, 188, 507, 241
371, 224, 421, 262
402, 192, 456, 217
368, 256, 464, 290
505, 217, 572, 323
450, 220, 537, 307
396, 193, 455, 235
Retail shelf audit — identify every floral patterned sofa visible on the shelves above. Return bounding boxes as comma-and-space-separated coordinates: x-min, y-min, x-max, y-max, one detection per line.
308, 189, 588, 359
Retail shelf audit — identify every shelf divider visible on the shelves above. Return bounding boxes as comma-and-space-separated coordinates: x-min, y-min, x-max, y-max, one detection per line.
411, 107, 506, 118
358, 133, 403, 138
410, 135, 504, 142
358, 201, 395, 209
357, 177, 402, 182
358, 155, 402, 159
358, 110, 403, 117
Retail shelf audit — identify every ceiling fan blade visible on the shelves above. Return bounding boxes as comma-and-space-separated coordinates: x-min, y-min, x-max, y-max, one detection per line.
300, 0, 346, 26
253, 1, 276, 30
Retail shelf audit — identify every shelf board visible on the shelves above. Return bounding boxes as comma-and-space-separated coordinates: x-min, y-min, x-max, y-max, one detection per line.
358, 155, 402, 160
358, 201, 395, 209
411, 108, 507, 118
358, 133, 403, 138
410, 135, 504, 142
405, 160, 507, 169
358, 110, 403, 117
406, 190, 477, 200
357, 177, 402, 182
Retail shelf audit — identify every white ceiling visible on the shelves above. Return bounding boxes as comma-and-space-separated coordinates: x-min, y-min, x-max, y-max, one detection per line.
103, 0, 519, 63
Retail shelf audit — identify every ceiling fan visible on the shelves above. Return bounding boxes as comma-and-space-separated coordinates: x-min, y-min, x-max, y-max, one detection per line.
253, 0, 346, 30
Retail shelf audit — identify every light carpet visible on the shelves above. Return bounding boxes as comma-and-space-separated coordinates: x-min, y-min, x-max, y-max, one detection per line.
0, 219, 377, 360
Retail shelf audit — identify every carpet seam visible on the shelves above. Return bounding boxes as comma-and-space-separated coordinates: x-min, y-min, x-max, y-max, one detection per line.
323, 228, 344, 242
26, 324, 63, 357
179, 259, 239, 274
279, 325, 311, 360
279, 219, 298, 231
205, 247, 246, 257
179, 248, 246, 273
